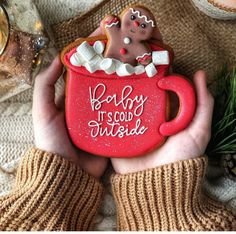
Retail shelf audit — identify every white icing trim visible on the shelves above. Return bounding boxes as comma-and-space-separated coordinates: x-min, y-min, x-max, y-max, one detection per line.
130, 8, 155, 27
88, 119, 148, 138
105, 21, 119, 28
136, 52, 151, 60
89, 83, 147, 116
88, 83, 148, 138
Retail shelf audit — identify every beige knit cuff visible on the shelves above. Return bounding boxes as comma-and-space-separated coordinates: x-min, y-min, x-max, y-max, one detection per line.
0, 148, 104, 231
111, 156, 236, 231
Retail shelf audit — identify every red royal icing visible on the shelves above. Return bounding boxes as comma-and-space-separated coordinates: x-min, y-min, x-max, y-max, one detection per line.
133, 21, 140, 27
105, 17, 119, 26
120, 48, 127, 55
137, 54, 152, 63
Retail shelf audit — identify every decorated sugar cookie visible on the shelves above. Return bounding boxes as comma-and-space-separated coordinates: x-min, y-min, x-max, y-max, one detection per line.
102, 6, 158, 65
102, 6, 156, 65
61, 5, 196, 158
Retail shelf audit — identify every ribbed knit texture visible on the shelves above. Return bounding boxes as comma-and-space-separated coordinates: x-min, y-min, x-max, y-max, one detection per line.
192, 0, 236, 20
0, 148, 104, 231
111, 157, 236, 231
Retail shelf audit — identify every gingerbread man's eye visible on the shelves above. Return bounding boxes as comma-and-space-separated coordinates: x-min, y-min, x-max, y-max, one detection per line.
130, 15, 136, 20
140, 23, 146, 28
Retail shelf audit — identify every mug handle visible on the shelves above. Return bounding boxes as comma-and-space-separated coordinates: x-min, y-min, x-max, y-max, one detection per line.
157, 75, 196, 136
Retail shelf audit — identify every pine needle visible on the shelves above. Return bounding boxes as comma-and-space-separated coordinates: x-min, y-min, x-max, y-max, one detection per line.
207, 66, 236, 158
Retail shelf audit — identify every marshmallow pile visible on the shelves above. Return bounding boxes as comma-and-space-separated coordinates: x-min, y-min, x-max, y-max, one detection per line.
70, 40, 169, 78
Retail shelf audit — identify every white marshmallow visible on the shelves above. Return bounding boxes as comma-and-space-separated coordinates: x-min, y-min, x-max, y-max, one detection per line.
152, 51, 169, 65
91, 54, 103, 64
112, 59, 122, 69
93, 41, 105, 54
134, 65, 145, 75
145, 63, 157, 78
100, 58, 116, 74
116, 63, 135, 77
76, 41, 96, 62
84, 63, 97, 73
70, 52, 84, 66
84, 55, 103, 73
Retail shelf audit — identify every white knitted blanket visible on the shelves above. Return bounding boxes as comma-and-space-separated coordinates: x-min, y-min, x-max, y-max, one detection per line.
0, 0, 235, 231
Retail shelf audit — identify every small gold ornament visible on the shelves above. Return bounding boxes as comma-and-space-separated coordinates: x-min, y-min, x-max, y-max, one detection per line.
0, 5, 9, 55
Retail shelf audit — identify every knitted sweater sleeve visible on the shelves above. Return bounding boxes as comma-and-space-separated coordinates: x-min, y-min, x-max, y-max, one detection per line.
111, 156, 236, 231
0, 148, 104, 231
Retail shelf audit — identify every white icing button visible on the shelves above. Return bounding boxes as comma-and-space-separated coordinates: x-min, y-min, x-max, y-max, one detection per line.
123, 37, 131, 45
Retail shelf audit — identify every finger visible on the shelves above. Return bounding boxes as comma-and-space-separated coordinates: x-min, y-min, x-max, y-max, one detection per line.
89, 27, 104, 37
56, 94, 66, 111
75, 27, 104, 42
188, 71, 214, 132
55, 72, 67, 110
100, 15, 113, 34
33, 56, 63, 117
55, 76, 66, 111
76, 149, 108, 179
36, 55, 63, 87
63, 69, 67, 82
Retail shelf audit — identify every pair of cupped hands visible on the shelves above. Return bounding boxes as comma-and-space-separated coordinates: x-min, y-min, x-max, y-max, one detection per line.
32, 28, 214, 179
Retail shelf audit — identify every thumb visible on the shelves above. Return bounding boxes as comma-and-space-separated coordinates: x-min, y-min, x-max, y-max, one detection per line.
188, 71, 214, 135
33, 56, 63, 119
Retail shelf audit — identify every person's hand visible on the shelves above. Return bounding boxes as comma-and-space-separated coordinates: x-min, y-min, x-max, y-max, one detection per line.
32, 32, 107, 179
111, 71, 214, 174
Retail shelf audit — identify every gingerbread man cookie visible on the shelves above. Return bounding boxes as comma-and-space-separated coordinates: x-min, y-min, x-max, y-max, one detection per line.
102, 5, 158, 66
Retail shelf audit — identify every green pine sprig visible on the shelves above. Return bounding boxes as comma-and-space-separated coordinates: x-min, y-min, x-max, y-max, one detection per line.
207, 66, 236, 157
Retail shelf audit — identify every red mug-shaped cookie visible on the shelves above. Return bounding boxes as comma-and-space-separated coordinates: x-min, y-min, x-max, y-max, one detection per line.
62, 37, 196, 158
